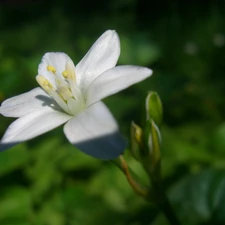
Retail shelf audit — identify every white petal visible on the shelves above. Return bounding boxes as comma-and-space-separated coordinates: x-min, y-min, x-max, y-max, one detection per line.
64, 101, 126, 160
38, 52, 72, 87
0, 87, 57, 118
76, 30, 120, 92
87, 65, 153, 106
0, 108, 72, 151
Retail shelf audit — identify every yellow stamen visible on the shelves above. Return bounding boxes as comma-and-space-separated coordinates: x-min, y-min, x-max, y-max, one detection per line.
62, 70, 69, 78
65, 60, 76, 81
47, 65, 56, 74
36, 75, 53, 92
58, 84, 73, 101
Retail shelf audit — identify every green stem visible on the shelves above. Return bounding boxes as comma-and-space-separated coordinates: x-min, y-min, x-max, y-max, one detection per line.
159, 195, 181, 225
112, 156, 149, 198
150, 181, 181, 225
114, 156, 181, 225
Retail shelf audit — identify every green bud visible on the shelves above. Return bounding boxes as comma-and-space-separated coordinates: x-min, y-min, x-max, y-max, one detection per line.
141, 120, 162, 182
130, 121, 143, 160
148, 120, 161, 165
146, 92, 163, 127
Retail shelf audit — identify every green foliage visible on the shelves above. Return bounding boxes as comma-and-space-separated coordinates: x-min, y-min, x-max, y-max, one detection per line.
0, 1, 225, 225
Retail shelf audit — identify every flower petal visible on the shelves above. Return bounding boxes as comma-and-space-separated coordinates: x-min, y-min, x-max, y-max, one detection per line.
87, 65, 153, 106
63, 101, 126, 160
0, 87, 58, 118
38, 52, 72, 87
0, 108, 72, 151
76, 30, 120, 92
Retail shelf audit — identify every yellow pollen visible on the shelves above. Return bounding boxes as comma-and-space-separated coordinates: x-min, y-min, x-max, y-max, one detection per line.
65, 60, 76, 81
47, 65, 56, 74
36, 75, 53, 91
62, 70, 69, 78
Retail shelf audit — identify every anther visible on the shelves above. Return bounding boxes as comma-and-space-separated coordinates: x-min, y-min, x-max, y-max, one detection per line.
36, 75, 53, 92
62, 70, 69, 78
47, 65, 56, 74
65, 60, 76, 81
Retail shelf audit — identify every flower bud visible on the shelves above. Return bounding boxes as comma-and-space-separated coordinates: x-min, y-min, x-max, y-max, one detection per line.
130, 121, 144, 160
146, 92, 163, 127
141, 120, 162, 182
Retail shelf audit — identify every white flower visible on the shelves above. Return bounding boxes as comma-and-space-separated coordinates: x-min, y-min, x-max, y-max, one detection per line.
0, 30, 152, 159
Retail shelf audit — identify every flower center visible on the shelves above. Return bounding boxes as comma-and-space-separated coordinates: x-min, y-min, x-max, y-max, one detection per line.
36, 60, 85, 116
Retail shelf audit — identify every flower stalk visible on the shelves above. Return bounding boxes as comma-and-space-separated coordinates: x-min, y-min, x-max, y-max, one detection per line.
116, 91, 181, 225
115, 155, 149, 198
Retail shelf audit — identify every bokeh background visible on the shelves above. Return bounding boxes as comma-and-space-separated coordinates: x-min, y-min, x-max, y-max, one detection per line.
1, 0, 225, 224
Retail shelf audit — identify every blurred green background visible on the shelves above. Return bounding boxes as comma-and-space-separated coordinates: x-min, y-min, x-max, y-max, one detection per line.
1, 0, 225, 224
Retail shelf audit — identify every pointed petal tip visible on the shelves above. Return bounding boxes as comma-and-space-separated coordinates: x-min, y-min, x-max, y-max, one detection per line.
145, 67, 153, 77
101, 29, 120, 47
104, 29, 117, 35
129, 66, 153, 79
0, 108, 71, 151
106, 30, 120, 43
76, 29, 121, 91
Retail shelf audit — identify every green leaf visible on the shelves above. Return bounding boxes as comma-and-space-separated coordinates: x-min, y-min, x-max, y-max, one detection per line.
168, 168, 225, 225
